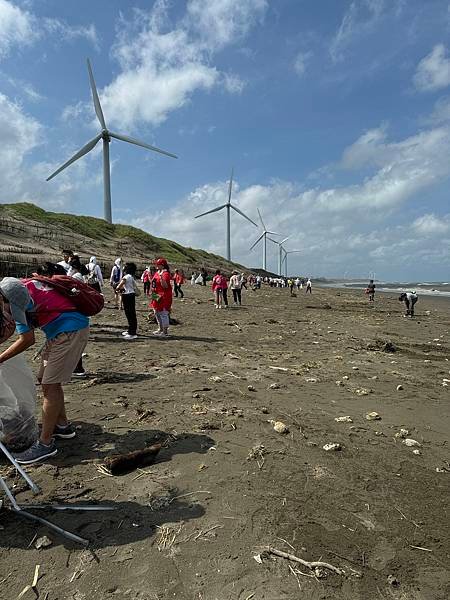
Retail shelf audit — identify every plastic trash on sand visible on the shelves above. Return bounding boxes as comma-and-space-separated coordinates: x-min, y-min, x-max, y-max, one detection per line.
0, 355, 38, 451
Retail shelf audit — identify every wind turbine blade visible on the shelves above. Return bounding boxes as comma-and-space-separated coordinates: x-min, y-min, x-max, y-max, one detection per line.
280, 236, 291, 245
230, 204, 258, 227
46, 134, 102, 181
267, 237, 279, 244
195, 204, 227, 219
266, 231, 280, 236
249, 232, 265, 251
109, 132, 178, 159
227, 167, 234, 204
257, 208, 266, 230
87, 59, 107, 130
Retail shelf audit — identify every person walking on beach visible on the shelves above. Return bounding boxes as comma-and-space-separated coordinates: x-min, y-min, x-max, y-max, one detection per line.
86, 256, 103, 293
110, 258, 123, 308
212, 270, 228, 309
399, 291, 418, 318
141, 266, 152, 296
366, 279, 376, 302
116, 263, 139, 340
201, 268, 207, 286
0, 276, 90, 464
229, 270, 242, 306
305, 278, 312, 294
173, 269, 185, 299
151, 258, 173, 337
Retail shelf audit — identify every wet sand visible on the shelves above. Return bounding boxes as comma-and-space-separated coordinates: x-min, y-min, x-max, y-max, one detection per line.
1, 284, 449, 599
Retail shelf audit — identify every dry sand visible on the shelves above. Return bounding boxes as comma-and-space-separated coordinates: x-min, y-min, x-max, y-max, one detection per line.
1, 284, 449, 600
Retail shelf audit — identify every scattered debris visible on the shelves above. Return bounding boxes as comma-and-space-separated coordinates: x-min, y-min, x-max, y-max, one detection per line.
268, 366, 289, 372
355, 388, 371, 396
103, 444, 162, 475
396, 384, 404, 391
263, 546, 343, 576
35, 536, 52, 550
305, 377, 318, 383
17, 565, 41, 599
394, 429, 410, 439
209, 376, 223, 383
269, 420, 289, 434
387, 575, 400, 587
335, 380, 344, 386
335, 416, 353, 423
412, 449, 421, 455
366, 412, 381, 421
403, 439, 421, 448
261, 407, 269, 414
367, 339, 397, 353
268, 383, 280, 390
323, 443, 342, 452
247, 385, 256, 392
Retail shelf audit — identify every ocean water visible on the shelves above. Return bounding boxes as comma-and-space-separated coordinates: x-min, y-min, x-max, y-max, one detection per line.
320, 281, 450, 298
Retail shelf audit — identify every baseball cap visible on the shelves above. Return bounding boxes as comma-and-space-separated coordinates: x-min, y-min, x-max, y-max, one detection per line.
0, 277, 31, 325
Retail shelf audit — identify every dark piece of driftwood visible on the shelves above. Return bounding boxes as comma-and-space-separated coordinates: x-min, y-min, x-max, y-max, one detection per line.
103, 443, 162, 475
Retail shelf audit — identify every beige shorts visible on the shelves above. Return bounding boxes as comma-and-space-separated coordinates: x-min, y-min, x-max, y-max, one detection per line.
38, 327, 90, 385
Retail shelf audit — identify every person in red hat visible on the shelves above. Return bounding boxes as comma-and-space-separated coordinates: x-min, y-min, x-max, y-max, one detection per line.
151, 258, 173, 336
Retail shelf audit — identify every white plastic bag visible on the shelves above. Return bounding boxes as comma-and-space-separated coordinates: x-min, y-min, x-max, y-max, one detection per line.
195, 274, 203, 285
0, 354, 38, 451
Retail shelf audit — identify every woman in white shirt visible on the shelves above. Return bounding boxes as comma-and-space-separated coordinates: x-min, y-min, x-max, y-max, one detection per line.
115, 262, 138, 340
229, 270, 242, 306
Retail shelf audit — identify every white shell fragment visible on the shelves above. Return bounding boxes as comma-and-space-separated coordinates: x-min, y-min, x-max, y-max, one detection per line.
355, 388, 370, 396
403, 438, 421, 447
366, 412, 381, 421
394, 429, 410, 439
323, 443, 342, 452
335, 416, 353, 423
268, 383, 280, 390
269, 420, 289, 434
396, 384, 403, 391
412, 449, 421, 455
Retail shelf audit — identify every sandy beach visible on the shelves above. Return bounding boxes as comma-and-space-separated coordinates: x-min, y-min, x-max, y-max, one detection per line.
1, 283, 449, 600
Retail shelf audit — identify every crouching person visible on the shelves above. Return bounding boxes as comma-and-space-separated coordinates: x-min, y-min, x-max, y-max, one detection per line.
399, 291, 418, 318
0, 277, 89, 464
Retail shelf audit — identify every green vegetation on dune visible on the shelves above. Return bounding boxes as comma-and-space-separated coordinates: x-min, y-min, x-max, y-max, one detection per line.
0, 202, 244, 269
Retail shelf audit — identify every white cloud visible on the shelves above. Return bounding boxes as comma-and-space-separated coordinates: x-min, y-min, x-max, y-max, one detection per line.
0, 0, 98, 60
293, 51, 312, 77
0, 0, 36, 58
429, 95, 450, 123
97, 0, 267, 130
330, 0, 387, 63
414, 44, 450, 92
186, 0, 267, 50
412, 213, 450, 235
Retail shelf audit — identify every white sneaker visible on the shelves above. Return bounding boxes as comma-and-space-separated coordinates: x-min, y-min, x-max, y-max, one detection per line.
153, 330, 163, 336
121, 331, 128, 336
123, 334, 138, 340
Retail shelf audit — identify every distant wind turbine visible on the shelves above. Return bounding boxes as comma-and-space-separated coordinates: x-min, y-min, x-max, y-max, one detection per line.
282, 249, 302, 277
268, 235, 291, 276
250, 208, 279, 271
195, 168, 257, 261
46, 58, 177, 224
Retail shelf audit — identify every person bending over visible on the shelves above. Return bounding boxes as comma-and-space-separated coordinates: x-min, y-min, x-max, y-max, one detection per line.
399, 291, 418, 318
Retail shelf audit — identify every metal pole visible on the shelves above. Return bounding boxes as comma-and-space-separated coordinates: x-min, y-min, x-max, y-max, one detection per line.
0, 441, 40, 494
285, 252, 288, 278
226, 204, 231, 261
103, 137, 112, 224
278, 245, 282, 276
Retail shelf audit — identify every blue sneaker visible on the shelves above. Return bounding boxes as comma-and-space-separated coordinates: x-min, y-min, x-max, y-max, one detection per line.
54, 423, 76, 439
13, 440, 57, 465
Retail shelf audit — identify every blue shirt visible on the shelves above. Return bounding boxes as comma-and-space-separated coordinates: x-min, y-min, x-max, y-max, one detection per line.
16, 301, 89, 340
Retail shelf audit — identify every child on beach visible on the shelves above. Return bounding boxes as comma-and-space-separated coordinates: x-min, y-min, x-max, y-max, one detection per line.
151, 258, 173, 336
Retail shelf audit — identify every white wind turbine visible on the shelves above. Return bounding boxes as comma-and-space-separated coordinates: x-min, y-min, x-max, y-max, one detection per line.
268, 235, 291, 276
249, 208, 279, 271
194, 168, 257, 261
46, 59, 177, 224
282, 249, 302, 277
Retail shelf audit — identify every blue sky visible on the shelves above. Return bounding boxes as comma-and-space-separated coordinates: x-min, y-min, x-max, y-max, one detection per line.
1, 0, 450, 280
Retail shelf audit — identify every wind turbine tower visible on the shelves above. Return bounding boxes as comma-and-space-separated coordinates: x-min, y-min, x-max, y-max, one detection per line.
249, 209, 279, 271
47, 59, 177, 223
282, 249, 302, 277
195, 168, 257, 261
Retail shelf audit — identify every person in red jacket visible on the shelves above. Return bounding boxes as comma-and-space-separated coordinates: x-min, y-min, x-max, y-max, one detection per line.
151, 258, 173, 337
173, 269, 185, 299
211, 269, 228, 309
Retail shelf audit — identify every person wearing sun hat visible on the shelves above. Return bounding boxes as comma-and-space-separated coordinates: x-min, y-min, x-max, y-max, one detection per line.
150, 258, 173, 337
0, 276, 89, 465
